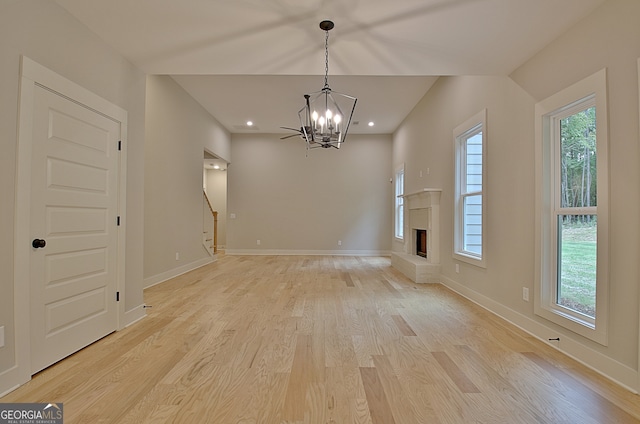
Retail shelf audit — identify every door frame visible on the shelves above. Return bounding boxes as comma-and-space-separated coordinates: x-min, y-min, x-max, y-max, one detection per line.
14, 56, 128, 384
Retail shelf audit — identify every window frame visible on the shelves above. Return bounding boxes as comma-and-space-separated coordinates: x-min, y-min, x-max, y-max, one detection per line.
534, 69, 609, 345
394, 165, 405, 240
453, 109, 487, 267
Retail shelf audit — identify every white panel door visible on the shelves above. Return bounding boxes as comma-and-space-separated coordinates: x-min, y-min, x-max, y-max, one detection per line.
30, 85, 120, 373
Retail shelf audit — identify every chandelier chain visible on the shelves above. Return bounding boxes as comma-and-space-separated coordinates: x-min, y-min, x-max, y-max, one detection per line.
324, 29, 330, 89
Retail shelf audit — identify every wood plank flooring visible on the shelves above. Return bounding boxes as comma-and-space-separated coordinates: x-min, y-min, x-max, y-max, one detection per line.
3, 254, 640, 423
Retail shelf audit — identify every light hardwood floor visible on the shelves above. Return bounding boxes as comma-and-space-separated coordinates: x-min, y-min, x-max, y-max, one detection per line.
3, 255, 640, 423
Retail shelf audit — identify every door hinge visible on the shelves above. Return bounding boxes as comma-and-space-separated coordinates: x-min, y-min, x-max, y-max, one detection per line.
117, 216, 121, 226
118, 140, 122, 151
116, 291, 120, 302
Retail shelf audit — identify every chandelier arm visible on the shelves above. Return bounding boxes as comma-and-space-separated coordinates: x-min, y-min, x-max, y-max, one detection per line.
304, 94, 315, 143
340, 98, 357, 143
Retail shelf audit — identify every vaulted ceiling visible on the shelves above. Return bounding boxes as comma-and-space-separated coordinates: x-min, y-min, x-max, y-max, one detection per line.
54, 0, 606, 135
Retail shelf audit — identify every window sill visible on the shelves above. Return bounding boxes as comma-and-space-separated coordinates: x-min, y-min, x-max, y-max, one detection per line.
453, 251, 486, 268
534, 303, 607, 346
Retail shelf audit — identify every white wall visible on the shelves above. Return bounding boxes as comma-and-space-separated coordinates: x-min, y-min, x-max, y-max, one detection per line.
510, 0, 640, 375
393, 0, 640, 390
227, 134, 393, 254
0, 0, 146, 394
395, 75, 535, 301
144, 75, 231, 286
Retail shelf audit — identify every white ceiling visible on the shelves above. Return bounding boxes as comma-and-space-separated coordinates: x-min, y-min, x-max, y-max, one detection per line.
54, 0, 605, 136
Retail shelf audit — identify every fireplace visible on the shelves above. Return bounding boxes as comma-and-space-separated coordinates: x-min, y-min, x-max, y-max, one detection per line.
416, 229, 427, 258
391, 188, 441, 283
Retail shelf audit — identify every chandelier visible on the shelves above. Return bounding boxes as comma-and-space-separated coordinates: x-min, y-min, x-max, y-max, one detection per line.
283, 20, 357, 151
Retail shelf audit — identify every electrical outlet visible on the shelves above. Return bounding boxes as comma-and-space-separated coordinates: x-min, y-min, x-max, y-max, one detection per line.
522, 287, 529, 301
256, 240, 261, 245
0, 326, 4, 348
175, 252, 179, 261
455, 264, 459, 273
338, 240, 342, 246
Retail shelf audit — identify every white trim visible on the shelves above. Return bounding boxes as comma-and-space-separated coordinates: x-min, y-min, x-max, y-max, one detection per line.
534, 68, 609, 345
124, 305, 147, 328
117, 124, 128, 331
13, 60, 36, 392
8, 56, 129, 395
20, 57, 127, 122
143, 257, 215, 289
453, 109, 487, 268
225, 249, 391, 257
0, 366, 20, 398
637, 57, 640, 392
394, 164, 405, 240
439, 274, 638, 393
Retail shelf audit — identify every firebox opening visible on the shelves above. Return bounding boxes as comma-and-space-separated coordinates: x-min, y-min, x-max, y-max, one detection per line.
416, 229, 427, 258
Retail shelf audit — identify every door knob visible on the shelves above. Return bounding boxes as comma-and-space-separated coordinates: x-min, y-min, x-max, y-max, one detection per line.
32, 239, 46, 249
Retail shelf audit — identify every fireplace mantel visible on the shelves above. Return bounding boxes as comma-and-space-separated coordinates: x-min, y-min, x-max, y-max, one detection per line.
402, 188, 441, 207
392, 188, 442, 283
403, 188, 442, 196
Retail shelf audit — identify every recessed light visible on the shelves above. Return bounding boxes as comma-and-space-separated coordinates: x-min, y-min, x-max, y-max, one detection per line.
246, 121, 253, 126
368, 121, 375, 127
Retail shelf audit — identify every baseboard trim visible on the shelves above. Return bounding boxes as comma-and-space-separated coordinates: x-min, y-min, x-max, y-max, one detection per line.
124, 304, 147, 328
143, 257, 215, 289
0, 365, 23, 398
225, 249, 391, 256
439, 274, 639, 394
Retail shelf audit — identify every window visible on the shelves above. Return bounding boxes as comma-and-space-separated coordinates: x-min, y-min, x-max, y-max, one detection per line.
454, 109, 486, 266
535, 69, 608, 345
395, 166, 404, 239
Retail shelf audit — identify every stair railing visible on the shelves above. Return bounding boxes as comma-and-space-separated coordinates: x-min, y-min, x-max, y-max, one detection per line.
203, 190, 218, 255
